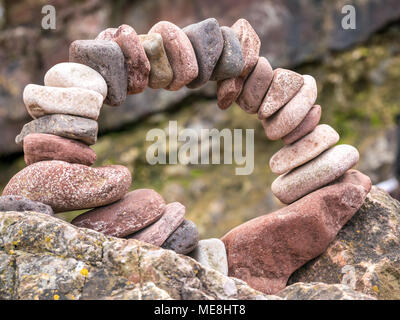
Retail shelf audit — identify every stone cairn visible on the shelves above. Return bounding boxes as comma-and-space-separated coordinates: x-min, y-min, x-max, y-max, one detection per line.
1, 18, 372, 294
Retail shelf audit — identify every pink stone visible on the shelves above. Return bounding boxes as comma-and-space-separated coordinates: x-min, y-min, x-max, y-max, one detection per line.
216, 77, 244, 110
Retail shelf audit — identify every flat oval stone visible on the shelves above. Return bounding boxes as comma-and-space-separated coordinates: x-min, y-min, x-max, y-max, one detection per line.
282, 105, 321, 145
69, 40, 127, 107
217, 77, 244, 110
210, 26, 243, 81
149, 21, 198, 91
262, 75, 317, 140
271, 144, 360, 204
128, 201, 185, 246
270, 124, 340, 174
183, 18, 223, 88
0, 195, 53, 215
23, 84, 103, 120
23, 133, 96, 166
162, 220, 199, 254
15, 114, 98, 146
72, 189, 165, 238
258, 68, 304, 119
236, 57, 273, 114
139, 33, 173, 89
2, 161, 131, 213
44, 62, 107, 99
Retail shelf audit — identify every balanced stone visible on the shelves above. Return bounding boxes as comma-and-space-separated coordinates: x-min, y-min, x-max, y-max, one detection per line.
149, 21, 198, 91
262, 75, 317, 140
72, 189, 165, 238
183, 18, 223, 88
210, 26, 244, 81
217, 77, 244, 110
258, 68, 304, 119
69, 40, 127, 107
222, 170, 371, 294
189, 238, 228, 276
162, 220, 199, 254
0, 195, 53, 215
15, 114, 98, 146
44, 62, 107, 99
23, 84, 103, 120
128, 201, 185, 246
269, 124, 339, 174
139, 33, 173, 89
271, 144, 360, 204
95, 28, 117, 41
2, 161, 131, 213
23, 133, 96, 166
282, 105, 321, 145
236, 57, 273, 114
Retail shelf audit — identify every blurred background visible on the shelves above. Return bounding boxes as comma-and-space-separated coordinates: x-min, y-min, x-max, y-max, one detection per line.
0, 0, 399, 238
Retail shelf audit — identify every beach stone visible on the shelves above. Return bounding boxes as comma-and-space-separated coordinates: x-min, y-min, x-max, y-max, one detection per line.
236, 57, 273, 114
72, 189, 165, 238
282, 105, 321, 145
2, 161, 131, 213
15, 114, 98, 146
69, 39, 127, 107
183, 18, 223, 88
258, 68, 304, 119
217, 77, 244, 110
149, 21, 198, 91
271, 144, 360, 204
139, 33, 173, 89
128, 202, 185, 246
95, 28, 117, 41
262, 75, 317, 140
0, 195, 53, 215
23, 84, 103, 120
222, 170, 371, 294
162, 220, 199, 254
23, 133, 96, 166
189, 238, 228, 276
210, 26, 243, 81
44, 62, 107, 99
269, 124, 340, 175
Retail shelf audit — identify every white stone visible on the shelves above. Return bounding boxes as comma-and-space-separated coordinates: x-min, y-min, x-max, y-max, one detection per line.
190, 238, 228, 276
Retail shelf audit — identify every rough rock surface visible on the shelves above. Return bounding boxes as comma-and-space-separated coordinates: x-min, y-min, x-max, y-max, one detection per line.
216, 77, 244, 110
162, 220, 199, 254
0, 195, 53, 215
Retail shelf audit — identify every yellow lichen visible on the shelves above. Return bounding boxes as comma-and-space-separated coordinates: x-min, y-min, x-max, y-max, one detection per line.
80, 268, 89, 277
372, 285, 379, 293
53, 294, 60, 300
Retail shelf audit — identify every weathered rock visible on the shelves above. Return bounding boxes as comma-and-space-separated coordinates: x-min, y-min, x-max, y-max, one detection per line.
2, 161, 131, 213
23, 133, 96, 166
272, 144, 359, 204
183, 18, 223, 88
222, 170, 371, 294
139, 33, 173, 89
162, 220, 199, 254
44, 62, 108, 99
0, 195, 53, 215
190, 238, 228, 276
69, 40, 127, 106
15, 114, 98, 146
95, 27, 117, 41
289, 186, 400, 300
23, 84, 103, 120
128, 201, 185, 246
216, 77, 244, 110
72, 189, 165, 238
149, 21, 198, 91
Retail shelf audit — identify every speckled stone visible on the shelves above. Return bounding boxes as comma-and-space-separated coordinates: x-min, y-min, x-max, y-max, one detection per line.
128, 202, 185, 246
23, 133, 96, 166
262, 75, 317, 140
162, 220, 199, 254
0, 195, 53, 215
72, 189, 165, 238
236, 57, 273, 114
69, 39, 127, 106
210, 26, 243, 81
183, 18, 223, 88
149, 21, 198, 91
282, 105, 321, 145
95, 28, 117, 41
216, 77, 244, 110
2, 161, 131, 213
271, 144, 360, 204
139, 33, 173, 89
258, 68, 304, 119
23, 84, 103, 120
15, 114, 98, 146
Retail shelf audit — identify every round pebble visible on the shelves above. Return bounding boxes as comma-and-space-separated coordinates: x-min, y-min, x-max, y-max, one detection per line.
0, 195, 53, 215
162, 220, 199, 254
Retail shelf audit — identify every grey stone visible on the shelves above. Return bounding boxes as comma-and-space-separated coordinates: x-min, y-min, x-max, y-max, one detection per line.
0, 195, 53, 215
162, 220, 199, 254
